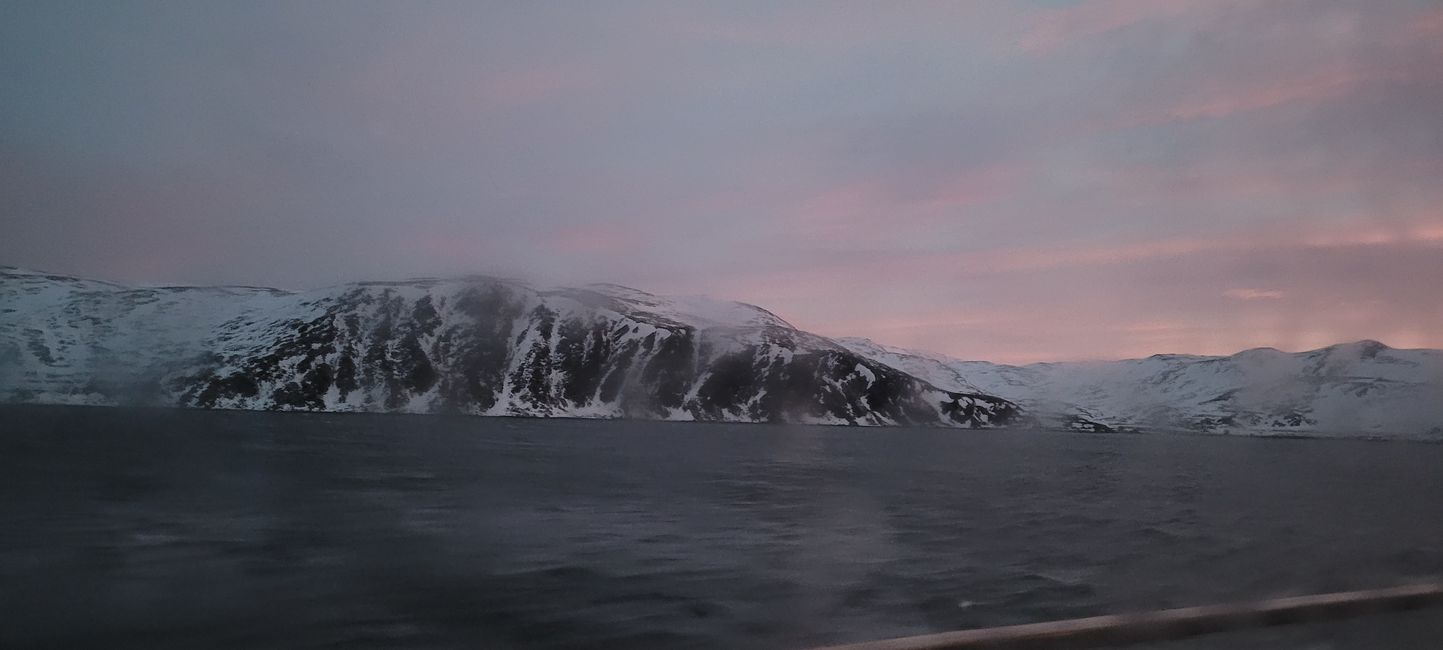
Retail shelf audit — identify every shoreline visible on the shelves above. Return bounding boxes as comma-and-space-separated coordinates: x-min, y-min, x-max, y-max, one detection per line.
2, 401, 1438, 443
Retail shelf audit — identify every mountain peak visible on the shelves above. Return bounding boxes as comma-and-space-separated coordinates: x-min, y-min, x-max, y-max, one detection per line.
1322, 339, 1391, 358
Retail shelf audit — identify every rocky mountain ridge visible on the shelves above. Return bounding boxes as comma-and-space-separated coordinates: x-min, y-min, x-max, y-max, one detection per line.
0, 267, 1018, 428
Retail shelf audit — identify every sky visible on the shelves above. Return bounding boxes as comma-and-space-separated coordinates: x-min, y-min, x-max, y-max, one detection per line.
2, 1, 1441, 363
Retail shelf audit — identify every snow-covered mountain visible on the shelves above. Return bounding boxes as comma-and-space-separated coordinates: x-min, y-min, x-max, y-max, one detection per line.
838, 338, 1443, 438
0, 267, 1019, 427
7, 266, 1438, 437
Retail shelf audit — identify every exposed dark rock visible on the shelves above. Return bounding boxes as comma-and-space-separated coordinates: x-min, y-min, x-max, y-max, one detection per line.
0, 269, 1024, 428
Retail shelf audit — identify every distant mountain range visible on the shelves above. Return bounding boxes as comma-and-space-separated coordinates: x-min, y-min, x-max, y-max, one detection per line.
836, 337, 1443, 438
3, 266, 1440, 438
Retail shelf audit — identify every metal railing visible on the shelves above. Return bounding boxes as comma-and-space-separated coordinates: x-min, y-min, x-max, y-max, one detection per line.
810, 583, 1443, 650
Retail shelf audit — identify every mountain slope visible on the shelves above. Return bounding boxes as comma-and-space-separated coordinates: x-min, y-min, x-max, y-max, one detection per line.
0, 267, 1019, 427
840, 337, 1443, 437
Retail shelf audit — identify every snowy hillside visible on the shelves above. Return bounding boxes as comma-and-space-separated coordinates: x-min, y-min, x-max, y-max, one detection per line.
839, 338, 1443, 437
0, 267, 1019, 427
8, 266, 1437, 437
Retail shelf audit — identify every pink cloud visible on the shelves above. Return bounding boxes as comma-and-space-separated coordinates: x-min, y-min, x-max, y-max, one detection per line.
1159, 67, 1364, 122
793, 181, 880, 226
705, 214, 1443, 309
477, 64, 600, 109
917, 164, 1021, 210
1020, 0, 1239, 53
1224, 288, 1285, 300
350, 14, 609, 121
970, 215, 1443, 275
780, 163, 1022, 244
655, 4, 988, 49
1064, 158, 1443, 218
1043, 5, 1441, 129
1409, 8, 1443, 37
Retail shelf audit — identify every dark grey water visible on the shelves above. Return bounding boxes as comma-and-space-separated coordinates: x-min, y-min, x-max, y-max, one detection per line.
2, 406, 1442, 649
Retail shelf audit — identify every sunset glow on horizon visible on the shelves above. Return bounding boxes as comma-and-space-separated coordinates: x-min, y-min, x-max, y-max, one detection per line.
3, 1, 1440, 364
